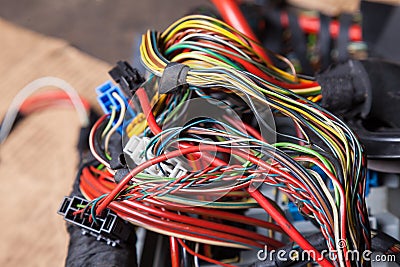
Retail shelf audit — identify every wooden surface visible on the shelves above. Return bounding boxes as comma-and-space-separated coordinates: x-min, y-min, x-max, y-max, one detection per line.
0, 18, 111, 266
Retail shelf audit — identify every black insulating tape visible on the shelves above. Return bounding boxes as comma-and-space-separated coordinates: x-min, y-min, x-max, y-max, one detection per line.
158, 62, 190, 94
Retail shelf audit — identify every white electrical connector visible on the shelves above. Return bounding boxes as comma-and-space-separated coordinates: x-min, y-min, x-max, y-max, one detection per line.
123, 136, 188, 178
123, 136, 150, 165
161, 158, 187, 178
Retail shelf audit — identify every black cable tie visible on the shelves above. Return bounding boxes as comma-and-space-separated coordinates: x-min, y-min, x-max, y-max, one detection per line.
158, 62, 190, 94
109, 61, 145, 96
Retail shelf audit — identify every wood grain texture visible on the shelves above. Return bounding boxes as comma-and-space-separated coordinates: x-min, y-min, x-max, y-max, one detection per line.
0, 18, 111, 266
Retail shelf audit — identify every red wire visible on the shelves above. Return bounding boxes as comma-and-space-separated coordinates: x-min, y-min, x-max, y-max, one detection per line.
90, 159, 305, 248
248, 189, 334, 267
109, 201, 245, 246
177, 238, 238, 267
114, 201, 265, 248
84, 169, 273, 244
178, 142, 228, 168
135, 87, 227, 167
136, 87, 162, 135
20, 90, 90, 114
294, 156, 347, 248
170, 236, 180, 267
81, 177, 281, 249
80, 166, 287, 248
82, 173, 247, 246
121, 199, 283, 248
86, 113, 335, 252
96, 144, 314, 215
149, 201, 284, 233
223, 115, 265, 142
81, 166, 287, 248
211, 0, 272, 64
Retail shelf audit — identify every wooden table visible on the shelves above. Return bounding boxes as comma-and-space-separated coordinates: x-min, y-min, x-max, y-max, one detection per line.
0, 18, 111, 266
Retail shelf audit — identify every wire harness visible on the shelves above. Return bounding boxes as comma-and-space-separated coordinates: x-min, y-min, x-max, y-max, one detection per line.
58, 196, 134, 247
65, 14, 373, 267
6, 13, 391, 267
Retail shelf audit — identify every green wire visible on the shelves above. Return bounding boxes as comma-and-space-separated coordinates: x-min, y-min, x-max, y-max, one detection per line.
165, 43, 240, 70
96, 163, 105, 170
158, 195, 258, 208
274, 142, 341, 205
164, 88, 190, 122
101, 106, 117, 138
274, 142, 334, 172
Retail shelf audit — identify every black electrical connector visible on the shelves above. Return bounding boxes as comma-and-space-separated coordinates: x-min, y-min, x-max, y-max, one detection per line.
109, 61, 145, 96
58, 196, 134, 247
63, 157, 138, 267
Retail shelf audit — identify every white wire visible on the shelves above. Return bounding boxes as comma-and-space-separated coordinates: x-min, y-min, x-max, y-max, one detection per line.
179, 33, 252, 60
194, 242, 200, 267
88, 116, 111, 169
0, 76, 89, 143
104, 92, 126, 153
309, 170, 345, 267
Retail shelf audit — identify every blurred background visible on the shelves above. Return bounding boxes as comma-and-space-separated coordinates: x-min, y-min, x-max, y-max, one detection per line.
0, 0, 211, 63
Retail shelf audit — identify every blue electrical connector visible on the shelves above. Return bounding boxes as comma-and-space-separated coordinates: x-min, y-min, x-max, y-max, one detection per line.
287, 201, 304, 221
366, 170, 379, 196
96, 81, 135, 118
95, 81, 136, 133
95, 62, 144, 134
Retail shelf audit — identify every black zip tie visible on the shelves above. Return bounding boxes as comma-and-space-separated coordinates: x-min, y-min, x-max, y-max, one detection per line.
158, 62, 190, 94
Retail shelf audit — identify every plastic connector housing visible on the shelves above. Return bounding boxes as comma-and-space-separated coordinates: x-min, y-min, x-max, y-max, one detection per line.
123, 136, 150, 165
95, 81, 135, 118
108, 61, 145, 96
366, 170, 379, 196
144, 157, 187, 178
287, 202, 304, 222
151, 158, 187, 178
58, 196, 133, 246
123, 136, 188, 178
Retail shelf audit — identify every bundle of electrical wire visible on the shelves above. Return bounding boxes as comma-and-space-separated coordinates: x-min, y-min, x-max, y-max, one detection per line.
79, 15, 369, 267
